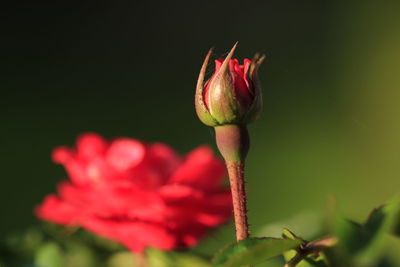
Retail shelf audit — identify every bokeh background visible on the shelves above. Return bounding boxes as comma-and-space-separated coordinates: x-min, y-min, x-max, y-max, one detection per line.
2, 0, 400, 256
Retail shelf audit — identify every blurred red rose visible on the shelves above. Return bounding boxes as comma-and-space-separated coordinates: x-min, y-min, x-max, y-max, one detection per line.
35, 133, 232, 252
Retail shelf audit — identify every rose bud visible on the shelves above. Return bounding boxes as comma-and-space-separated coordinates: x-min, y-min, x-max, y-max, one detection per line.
195, 45, 265, 240
195, 43, 265, 127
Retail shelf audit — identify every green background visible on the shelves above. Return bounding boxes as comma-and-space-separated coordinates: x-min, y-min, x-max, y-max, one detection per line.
2, 0, 400, 255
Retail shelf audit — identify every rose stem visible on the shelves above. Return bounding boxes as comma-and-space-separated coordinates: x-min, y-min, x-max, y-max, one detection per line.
226, 161, 249, 240
215, 125, 250, 241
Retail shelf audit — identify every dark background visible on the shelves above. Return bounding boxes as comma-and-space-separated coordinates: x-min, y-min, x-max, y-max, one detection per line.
2, 0, 400, 253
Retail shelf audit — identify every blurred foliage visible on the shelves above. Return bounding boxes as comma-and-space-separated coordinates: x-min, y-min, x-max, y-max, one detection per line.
210, 196, 400, 267
3, 197, 400, 266
212, 237, 300, 267
0, 224, 208, 267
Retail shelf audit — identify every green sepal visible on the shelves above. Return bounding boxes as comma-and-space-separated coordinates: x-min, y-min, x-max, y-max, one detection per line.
195, 48, 219, 126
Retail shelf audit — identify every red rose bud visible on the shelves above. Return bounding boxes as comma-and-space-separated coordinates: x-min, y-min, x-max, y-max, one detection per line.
195, 43, 265, 126
195, 45, 265, 240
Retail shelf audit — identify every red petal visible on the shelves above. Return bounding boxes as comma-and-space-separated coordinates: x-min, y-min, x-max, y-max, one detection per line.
147, 143, 181, 179
160, 184, 232, 230
77, 133, 107, 159
243, 58, 252, 92
106, 138, 145, 171
58, 182, 91, 207
169, 146, 226, 191
243, 58, 251, 75
162, 188, 232, 227
52, 146, 72, 164
63, 158, 92, 186
35, 195, 82, 225
97, 185, 166, 222
195, 191, 232, 226
229, 59, 252, 110
215, 58, 224, 71
82, 218, 176, 253
159, 184, 203, 202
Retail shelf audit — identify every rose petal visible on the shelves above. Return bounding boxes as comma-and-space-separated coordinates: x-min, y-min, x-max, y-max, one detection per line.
77, 133, 107, 159
106, 138, 145, 171
83, 218, 176, 253
35, 195, 82, 225
96, 185, 166, 222
147, 143, 181, 177
52, 146, 72, 164
159, 184, 203, 202
169, 146, 226, 191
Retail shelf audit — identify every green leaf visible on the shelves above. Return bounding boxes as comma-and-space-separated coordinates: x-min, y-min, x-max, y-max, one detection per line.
365, 201, 400, 238
282, 228, 305, 243
34, 242, 64, 267
108, 252, 136, 267
328, 197, 400, 266
169, 253, 209, 267
212, 237, 301, 267
296, 259, 328, 267
383, 234, 400, 266
335, 218, 367, 254
108, 249, 209, 267
355, 198, 400, 265
63, 242, 98, 267
147, 248, 209, 267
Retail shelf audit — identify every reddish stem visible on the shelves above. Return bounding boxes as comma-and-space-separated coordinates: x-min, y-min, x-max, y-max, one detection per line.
226, 161, 249, 241
215, 125, 250, 241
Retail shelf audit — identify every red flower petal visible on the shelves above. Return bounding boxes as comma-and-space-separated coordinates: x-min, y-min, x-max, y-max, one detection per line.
77, 133, 108, 160
106, 138, 145, 172
229, 59, 253, 110
97, 185, 166, 222
160, 184, 231, 230
57, 182, 92, 208
35, 195, 82, 225
169, 146, 226, 191
147, 143, 181, 178
83, 218, 176, 253
161, 187, 231, 227
63, 158, 93, 186
52, 146, 72, 164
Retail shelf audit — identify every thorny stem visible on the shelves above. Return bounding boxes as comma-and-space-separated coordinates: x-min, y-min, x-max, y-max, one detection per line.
214, 125, 250, 241
226, 161, 249, 241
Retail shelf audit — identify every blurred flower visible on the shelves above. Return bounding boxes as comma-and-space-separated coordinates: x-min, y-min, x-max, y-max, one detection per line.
195, 43, 265, 127
35, 133, 232, 253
